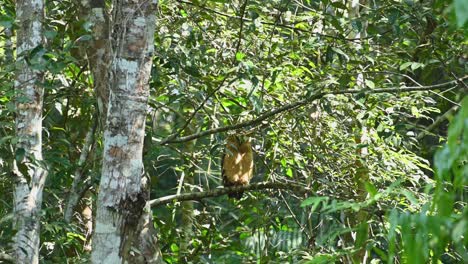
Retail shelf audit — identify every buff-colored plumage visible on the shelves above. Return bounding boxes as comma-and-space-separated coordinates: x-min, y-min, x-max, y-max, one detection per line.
222, 136, 254, 199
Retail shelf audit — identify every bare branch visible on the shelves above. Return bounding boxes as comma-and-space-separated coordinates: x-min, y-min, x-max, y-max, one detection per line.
161, 76, 468, 144
147, 181, 313, 207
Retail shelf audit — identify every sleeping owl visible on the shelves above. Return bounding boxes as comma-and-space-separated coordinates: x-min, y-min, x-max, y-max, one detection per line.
222, 136, 254, 199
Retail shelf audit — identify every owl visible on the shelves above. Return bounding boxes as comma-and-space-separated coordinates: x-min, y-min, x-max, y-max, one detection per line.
222, 136, 254, 199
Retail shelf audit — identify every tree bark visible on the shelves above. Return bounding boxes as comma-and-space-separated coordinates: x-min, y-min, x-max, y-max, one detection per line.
91, 0, 160, 263
64, 0, 111, 250
347, 1, 370, 262
12, 1, 47, 263
80, 0, 111, 126
179, 128, 197, 261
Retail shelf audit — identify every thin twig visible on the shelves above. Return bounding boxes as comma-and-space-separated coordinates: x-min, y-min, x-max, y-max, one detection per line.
279, 191, 311, 241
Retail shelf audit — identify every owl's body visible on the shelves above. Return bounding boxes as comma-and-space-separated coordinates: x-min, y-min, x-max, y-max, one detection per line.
222, 136, 254, 199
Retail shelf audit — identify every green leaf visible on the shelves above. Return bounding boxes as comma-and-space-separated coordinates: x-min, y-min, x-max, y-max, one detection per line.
305, 254, 336, 264
236, 52, 246, 61
280, 158, 286, 167
294, 22, 309, 30
351, 19, 363, 32
451, 217, 466, 242
365, 79, 375, 89
0, 136, 13, 146
249, 95, 263, 113
454, 0, 468, 27
44, 30, 58, 40
411, 106, 420, 118
400, 62, 412, 70
0, 15, 13, 28
364, 182, 378, 197
301, 197, 329, 213
15, 148, 26, 162
77, 34, 92, 42
411, 62, 424, 70
330, 2, 347, 9
355, 222, 368, 247
401, 189, 418, 207
170, 243, 179, 252
331, 47, 349, 61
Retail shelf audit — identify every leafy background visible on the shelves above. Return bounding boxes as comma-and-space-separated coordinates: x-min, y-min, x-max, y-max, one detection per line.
0, 0, 467, 263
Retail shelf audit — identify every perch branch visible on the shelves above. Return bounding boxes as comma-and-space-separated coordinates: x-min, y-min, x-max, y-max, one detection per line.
147, 181, 313, 207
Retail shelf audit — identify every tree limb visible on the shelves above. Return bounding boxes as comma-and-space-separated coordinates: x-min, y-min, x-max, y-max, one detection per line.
160, 76, 467, 144
147, 181, 313, 207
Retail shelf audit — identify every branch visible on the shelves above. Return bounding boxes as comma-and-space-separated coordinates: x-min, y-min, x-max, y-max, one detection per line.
161, 76, 467, 144
64, 116, 97, 223
416, 104, 460, 140
147, 181, 312, 207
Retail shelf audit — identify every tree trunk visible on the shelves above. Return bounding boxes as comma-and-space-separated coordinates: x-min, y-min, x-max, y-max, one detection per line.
64, 0, 111, 251
12, 1, 47, 263
80, 0, 111, 126
90, 0, 160, 263
347, 1, 370, 263
179, 127, 197, 261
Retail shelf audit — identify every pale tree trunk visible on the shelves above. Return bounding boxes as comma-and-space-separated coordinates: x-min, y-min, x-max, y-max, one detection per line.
179, 169, 195, 262
91, 0, 162, 263
347, 0, 370, 263
4, 27, 13, 64
80, 0, 111, 125
64, 0, 111, 223
179, 126, 197, 261
12, 1, 47, 263
64, 0, 111, 250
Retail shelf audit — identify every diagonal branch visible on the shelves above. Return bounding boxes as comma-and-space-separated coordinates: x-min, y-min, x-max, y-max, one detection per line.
161, 76, 468, 144
416, 104, 460, 140
147, 181, 313, 207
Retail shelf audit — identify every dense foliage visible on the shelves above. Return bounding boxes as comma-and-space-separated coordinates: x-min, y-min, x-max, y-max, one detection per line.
0, 0, 466, 263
